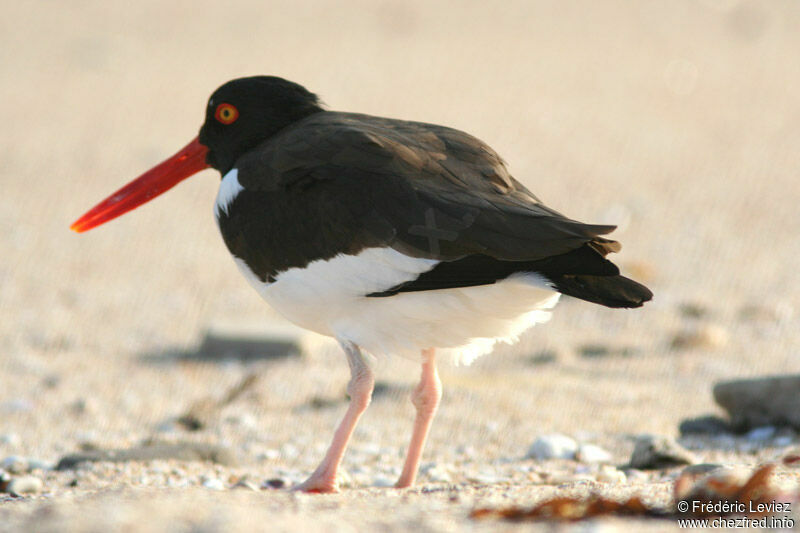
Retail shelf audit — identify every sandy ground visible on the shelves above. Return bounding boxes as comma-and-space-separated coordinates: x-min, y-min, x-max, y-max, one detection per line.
2, 0, 800, 531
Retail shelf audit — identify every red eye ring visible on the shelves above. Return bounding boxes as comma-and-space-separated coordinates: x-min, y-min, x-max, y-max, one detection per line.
214, 103, 239, 124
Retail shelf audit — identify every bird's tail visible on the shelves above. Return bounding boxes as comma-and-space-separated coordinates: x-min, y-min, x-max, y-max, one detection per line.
547, 274, 653, 308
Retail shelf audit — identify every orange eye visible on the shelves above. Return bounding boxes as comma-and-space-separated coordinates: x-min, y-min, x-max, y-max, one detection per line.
214, 103, 239, 124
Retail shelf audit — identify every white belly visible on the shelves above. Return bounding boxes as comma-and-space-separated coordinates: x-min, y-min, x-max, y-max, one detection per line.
233, 247, 559, 365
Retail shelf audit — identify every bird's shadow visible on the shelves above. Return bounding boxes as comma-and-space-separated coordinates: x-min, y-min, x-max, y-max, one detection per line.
139, 330, 300, 365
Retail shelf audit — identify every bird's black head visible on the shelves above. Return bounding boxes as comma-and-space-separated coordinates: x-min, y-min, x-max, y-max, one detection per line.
198, 76, 323, 175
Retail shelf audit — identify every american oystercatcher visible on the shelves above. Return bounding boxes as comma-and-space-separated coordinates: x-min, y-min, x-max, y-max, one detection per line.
72, 76, 652, 492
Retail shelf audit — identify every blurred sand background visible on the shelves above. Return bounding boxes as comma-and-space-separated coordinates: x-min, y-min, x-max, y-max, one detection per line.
1, 0, 799, 531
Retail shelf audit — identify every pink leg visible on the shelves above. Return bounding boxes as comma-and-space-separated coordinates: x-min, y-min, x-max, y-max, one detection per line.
395, 348, 442, 488
294, 341, 374, 493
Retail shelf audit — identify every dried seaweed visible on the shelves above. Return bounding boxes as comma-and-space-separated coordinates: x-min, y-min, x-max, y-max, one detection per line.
471, 464, 798, 523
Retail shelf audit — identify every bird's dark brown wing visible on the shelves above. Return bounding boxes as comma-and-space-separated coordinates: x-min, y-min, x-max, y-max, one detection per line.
235, 111, 619, 263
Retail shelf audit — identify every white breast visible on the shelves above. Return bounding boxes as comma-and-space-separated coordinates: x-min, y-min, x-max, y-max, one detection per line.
214, 168, 244, 219
231, 246, 560, 365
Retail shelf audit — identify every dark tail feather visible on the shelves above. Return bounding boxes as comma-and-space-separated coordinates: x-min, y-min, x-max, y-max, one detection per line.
549, 274, 653, 308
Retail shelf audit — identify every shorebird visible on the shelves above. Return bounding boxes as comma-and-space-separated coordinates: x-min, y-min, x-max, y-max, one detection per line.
72, 76, 652, 492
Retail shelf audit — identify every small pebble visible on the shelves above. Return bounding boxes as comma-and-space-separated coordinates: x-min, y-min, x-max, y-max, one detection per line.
70, 398, 98, 416
280, 444, 299, 459
371, 475, 394, 487
201, 477, 225, 490
527, 434, 578, 460
576, 443, 612, 464
680, 463, 723, 478
6, 476, 43, 496
678, 302, 711, 319
26, 459, 53, 472
2, 456, 29, 475
773, 436, 794, 447
262, 478, 286, 489
1, 399, 33, 413
629, 435, 695, 469
232, 480, 259, 491
467, 472, 507, 485
596, 466, 626, 484
679, 415, 732, 436
550, 473, 594, 485
257, 449, 280, 461
624, 469, 650, 483
0, 434, 20, 447
746, 426, 776, 441
670, 324, 728, 351
423, 464, 452, 483
456, 445, 476, 458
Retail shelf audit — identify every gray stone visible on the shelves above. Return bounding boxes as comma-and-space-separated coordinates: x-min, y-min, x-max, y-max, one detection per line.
746, 426, 776, 441
26, 459, 53, 471
679, 415, 732, 436
628, 435, 696, 469
680, 463, 723, 477
262, 478, 286, 489
526, 434, 578, 460
596, 466, 626, 483
201, 477, 225, 490
232, 480, 259, 491
0, 434, 20, 447
6, 476, 42, 496
670, 324, 728, 351
714, 376, 800, 431
1, 456, 29, 475
371, 475, 395, 487
576, 443, 612, 464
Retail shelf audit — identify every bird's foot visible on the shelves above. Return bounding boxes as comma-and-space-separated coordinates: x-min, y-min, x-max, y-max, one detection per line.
292, 473, 340, 493
394, 478, 414, 489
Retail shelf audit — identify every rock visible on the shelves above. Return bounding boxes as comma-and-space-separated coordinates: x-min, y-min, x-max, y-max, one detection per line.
2, 456, 29, 474
527, 349, 559, 365
628, 435, 695, 469
714, 376, 800, 431
578, 345, 639, 358
679, 415, 732, 436
0, 433, 20, 447
232, 480, 259, 491
576, 444, 612, 464
596, 466, 626, 484
746, 426, 776, 441
256, 449, 280, 461
548, 473, 595, 485
70, 397, 98, 416
738, 303, 793, 324
371, 475, 395, 487
623, 469, 650, 483
56, 442, 237, 470
0, 399, 33, 414
467, 472, 507, 485
670, 324, 728, 351
6, 476, 42, 496
279, 443, 299, 459
262, 478, 286, 489
527, 434, 578, 460
678, 302, 711, 319
680, 463, 724, 479
421, 463, 452, 483
26, 459, 53, 471
201, 477, 225, 490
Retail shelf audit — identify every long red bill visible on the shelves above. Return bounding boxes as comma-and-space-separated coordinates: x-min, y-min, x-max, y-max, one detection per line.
70, 136, 210, 233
